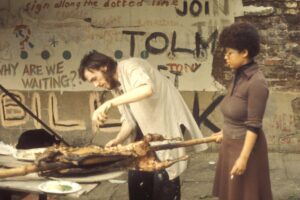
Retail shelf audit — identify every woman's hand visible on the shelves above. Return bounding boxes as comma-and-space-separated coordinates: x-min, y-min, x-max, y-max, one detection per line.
230, 156, 248, 178
230, 131, 257, 179
212, 131, 223, 143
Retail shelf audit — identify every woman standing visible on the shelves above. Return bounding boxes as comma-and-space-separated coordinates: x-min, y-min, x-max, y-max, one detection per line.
213, 22, 273, 200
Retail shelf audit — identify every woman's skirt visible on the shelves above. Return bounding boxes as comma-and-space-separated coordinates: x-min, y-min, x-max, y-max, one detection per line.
213, 133, 273, 200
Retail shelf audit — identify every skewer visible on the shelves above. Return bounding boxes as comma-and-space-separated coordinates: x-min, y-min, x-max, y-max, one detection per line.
150, 135, 218, 151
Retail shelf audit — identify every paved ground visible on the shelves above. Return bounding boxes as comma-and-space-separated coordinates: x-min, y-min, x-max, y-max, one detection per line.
12, 152, 300, 200
46, 152, 300, 200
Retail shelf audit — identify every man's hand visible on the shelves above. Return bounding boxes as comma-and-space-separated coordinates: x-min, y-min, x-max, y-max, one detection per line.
92, 101, 112, 129
105, 138, 120, 147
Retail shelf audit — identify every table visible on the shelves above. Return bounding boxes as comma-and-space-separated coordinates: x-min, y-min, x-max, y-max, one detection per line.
0, 155, 98, 199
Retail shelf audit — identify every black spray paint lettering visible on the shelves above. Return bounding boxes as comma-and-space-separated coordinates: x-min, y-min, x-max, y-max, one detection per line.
170, 70, 182, 88
192, 92, 224, 132
122, 31, 146, 57
0, 63, 19, 76
170, 31, 216, 58
176, 0, 209, 16
176, 0, 229, 16
122, 30, 218, 58
195, 29, 218, 56
145, 32, 169, 54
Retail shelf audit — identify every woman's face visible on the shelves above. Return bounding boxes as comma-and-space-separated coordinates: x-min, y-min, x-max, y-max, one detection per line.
224, 48, 249, 69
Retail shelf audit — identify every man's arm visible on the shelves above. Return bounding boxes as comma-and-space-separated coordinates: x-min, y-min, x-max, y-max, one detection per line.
110, 84, 153, 107
93, 84, 153, 126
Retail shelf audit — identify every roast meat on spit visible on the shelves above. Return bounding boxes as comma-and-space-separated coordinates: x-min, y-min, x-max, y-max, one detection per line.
0, 134, 218, 178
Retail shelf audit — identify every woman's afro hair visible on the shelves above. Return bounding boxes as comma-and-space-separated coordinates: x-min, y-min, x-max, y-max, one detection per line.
219, 22, 260, 58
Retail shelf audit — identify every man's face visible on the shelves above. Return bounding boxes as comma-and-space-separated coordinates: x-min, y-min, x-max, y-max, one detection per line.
84, 67, 119, 90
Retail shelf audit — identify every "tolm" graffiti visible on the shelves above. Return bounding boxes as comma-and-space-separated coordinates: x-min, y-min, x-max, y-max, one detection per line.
122, 30, 218, 58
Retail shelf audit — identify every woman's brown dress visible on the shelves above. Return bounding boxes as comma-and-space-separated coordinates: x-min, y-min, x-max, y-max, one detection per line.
213, 62, 273, 200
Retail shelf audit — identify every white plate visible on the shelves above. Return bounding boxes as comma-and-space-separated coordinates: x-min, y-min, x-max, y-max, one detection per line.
38, 180, 81, 194
0, 141, 16, 155
50, 171, 125, 183
13, 148, 46, 161
108, 179, 127, 184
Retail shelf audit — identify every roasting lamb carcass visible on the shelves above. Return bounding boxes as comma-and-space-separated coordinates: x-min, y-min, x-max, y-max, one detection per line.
36, 133, 185, 177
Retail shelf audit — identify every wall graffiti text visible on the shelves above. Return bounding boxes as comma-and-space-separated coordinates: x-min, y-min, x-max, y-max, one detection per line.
122, 30, 218, 58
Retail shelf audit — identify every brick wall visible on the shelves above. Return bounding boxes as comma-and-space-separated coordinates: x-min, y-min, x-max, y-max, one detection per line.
213, 0, 300, 91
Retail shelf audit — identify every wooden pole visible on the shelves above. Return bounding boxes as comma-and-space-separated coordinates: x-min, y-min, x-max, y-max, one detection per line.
150, 135, 218, 152
0, 162, 72, 179
0, 164, 38, 178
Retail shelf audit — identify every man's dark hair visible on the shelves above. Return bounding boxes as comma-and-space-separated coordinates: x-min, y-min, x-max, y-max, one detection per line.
219, 22, 260, 58
78, 50, 117, 81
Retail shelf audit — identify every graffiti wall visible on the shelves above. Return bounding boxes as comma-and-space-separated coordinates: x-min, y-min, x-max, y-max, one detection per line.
0, 0, 299, 151
0, 0, 243, 91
